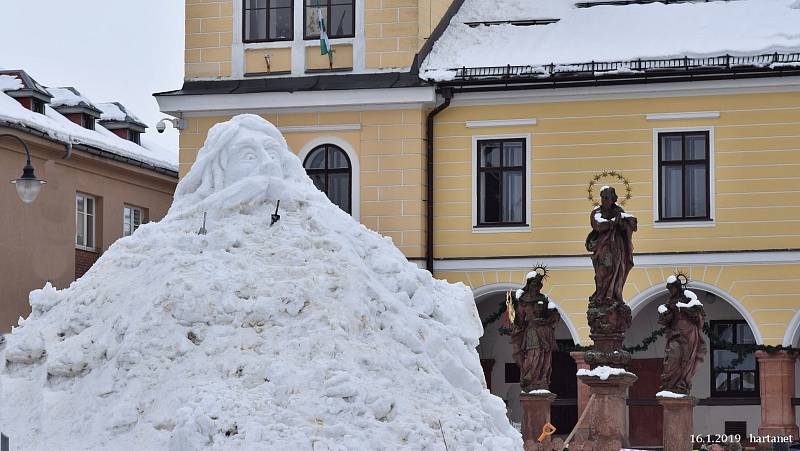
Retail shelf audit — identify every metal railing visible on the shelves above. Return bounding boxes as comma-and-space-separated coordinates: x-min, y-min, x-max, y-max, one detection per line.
448, 53, 800, 82
576, 0, 733, 8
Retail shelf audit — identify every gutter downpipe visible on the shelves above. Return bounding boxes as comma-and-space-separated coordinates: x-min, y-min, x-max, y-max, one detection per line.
425, 88, 453, 274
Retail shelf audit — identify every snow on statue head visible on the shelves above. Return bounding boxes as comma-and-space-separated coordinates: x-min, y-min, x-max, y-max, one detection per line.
171, 114, 308, 213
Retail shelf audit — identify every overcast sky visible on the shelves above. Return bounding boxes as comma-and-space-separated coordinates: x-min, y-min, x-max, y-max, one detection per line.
0, 0, 184, 151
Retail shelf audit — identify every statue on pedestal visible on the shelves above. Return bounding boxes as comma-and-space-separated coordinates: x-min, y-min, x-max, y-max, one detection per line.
509, 268, 561, 392
585, 186, 637, 366
658, 275, 707, 394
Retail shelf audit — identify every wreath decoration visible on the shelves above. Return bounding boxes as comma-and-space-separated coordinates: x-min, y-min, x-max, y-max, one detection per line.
587, 170, 633, 207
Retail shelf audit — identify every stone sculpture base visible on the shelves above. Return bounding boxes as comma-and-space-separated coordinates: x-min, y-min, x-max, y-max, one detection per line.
520, 392, 557, 443
571, 373, 637, 451
658, 395, 695, 451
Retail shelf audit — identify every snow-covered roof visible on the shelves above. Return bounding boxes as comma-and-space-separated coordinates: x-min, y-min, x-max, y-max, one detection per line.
97, 102, 146, 127
421, 0, 800, 81
1, 84, 176, 172
48, 87, 100, 113
0, 75, 23, 92
0, 70, 51, 98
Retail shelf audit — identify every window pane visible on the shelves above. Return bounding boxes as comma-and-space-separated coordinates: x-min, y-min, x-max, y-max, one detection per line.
305, 6, 325, 37
685, 164, 707, 217
502, 142, 523, 166
244, 8, 267, 41
272, 0, 290, 6
480, 171, 501, 223
661, 135, 682, 161
737, 324, 755, 344
715, 350, 739, 370
330, 4, 354, 37
77, 196, 85, 214
738, 353, 756, 371
328, 147, 349, 169
715, 372, 728, 392
661, 166, 682, 218
87, 214, 94, 248
77, 211, 85, 246
269, 7, 293, 40
716, 323, 733, 343
133, 208, 141, 228
742, 372, 756, 391
502, 171, 524, 223
305, 148, 326, 169
246, 0, 268, 8
309, 173, 325, 192
123, 208, 132, 236
86, 197, 94, 215
729, 373, 742, 392
480, 143, 501, 168
328, 172, 350, 213
685, 134, 707, 160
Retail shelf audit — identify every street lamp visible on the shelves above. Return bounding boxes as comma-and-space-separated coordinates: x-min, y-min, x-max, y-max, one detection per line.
2, 133, 46, 204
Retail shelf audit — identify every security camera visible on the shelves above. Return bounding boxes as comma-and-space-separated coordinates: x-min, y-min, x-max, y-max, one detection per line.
156, 120, 167, 133
156, 117, 186, 133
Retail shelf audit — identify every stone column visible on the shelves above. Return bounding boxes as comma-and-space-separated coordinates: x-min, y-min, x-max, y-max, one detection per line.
755, 351, 799, 448
520, 392, 557, 443
570, 351, 591, 416
574, 373, 637, 451
658, 396, 696, 451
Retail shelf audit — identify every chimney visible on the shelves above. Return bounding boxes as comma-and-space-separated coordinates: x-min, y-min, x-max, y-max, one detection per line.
97, 102, 147, 144
0, 70, 52, 114
48, 87, 102, 130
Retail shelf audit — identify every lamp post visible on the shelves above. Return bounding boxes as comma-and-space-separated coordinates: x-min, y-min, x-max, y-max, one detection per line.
2, 133, 46, 204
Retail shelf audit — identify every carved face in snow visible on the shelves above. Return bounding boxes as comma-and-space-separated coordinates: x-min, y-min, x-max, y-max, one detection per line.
173, 114, 307, 210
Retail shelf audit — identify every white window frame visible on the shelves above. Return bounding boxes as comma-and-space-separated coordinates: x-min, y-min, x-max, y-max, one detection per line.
652, 126, 716, 229
233, 0, 366, 77
76, 193, 96, 251
123, 205, 144, 237
297, 136, 360, 220
471, 133, 532, 233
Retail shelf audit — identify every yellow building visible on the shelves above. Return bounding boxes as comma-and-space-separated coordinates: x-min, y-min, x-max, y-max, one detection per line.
156, 0, 800, 446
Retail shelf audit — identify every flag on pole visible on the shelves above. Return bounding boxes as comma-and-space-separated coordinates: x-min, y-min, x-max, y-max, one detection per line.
316, 0, 333, 66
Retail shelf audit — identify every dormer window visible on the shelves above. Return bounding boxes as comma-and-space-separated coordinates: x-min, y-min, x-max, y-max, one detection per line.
129, 130, 141, 145
32, 98, 46, 114
97, 102, 147, 144
304, 0, 355, 40
0, 70, 52, 115
243, 0, 293, 42
48, 87, 102, 130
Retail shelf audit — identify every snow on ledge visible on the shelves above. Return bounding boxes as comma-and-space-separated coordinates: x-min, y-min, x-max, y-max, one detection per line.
525, 389, 552, 395
656, 390, 687, 398
577, 366, 635, 380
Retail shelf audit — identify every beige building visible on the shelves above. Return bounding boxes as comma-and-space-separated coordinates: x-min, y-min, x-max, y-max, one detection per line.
1, 70, 177, 331
157, 0, 800, 446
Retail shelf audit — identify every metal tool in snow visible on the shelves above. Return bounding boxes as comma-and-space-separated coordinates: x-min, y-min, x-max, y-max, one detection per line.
270, 200, 281, 226
197, 212, 208, 235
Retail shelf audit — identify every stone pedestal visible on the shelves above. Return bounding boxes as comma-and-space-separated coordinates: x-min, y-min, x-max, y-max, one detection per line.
520, 392, 557, 443
572, 373, 637, 451
658, 395, 695, 451
755, 351, 799, 449
570, 351, 591, 417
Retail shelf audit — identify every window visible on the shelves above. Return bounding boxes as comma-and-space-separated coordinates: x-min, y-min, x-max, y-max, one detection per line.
476, 138, 527, 227
303, 144, 352, 214
76, 194, 96, 249
81, 114, 95, 130
129, 130, 140, 145
304, 0, 355, 40
123, 205, 143, 237
32, 99, 45, 115
243, 0, 293, 42
658, 131, 711, 221
710, 321, 758, 397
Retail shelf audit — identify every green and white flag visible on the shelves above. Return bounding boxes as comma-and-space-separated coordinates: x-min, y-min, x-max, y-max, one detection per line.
316, 0, 332, 59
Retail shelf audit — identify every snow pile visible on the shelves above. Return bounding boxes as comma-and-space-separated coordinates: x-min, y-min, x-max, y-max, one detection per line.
97, 102, 142, 123
421, 0, 800, 80
577, 366, 635, 380
0, 91, 176, 171
655, 390, 687, 398
0, 74, 23, 92
48, 87, 94, 109
676, 290, 703, 309
0, 115, 519, 451
658, 304, 668, 314
526, 389, 552, 395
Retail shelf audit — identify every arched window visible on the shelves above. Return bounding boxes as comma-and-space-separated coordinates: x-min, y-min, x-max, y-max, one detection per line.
303, 144, 352, 214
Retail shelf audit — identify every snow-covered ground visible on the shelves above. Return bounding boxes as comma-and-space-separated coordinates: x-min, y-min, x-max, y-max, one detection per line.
0, 115, 520, 450
421, 0, 800, 80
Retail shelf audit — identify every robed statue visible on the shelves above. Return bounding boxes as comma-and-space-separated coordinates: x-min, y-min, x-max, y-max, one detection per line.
658, 276, 707, 394
584, 185, 637, 366
509, 270, 561, 392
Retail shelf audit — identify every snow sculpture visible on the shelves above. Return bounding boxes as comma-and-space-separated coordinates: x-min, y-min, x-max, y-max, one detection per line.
0, 115, 521, 451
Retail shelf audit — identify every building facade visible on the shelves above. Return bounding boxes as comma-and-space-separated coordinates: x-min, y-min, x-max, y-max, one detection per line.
157, 0, 800, 446
1, 70, 178, 332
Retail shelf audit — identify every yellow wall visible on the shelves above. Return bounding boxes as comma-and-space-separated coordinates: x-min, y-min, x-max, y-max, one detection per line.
179, 108, 427, 257
185, 0, 233, 79
365, 0, 420, 69
245, 48, 291, 74
437, 263, 800, 346
306, 45, 354, 71
433, 91, 800, 257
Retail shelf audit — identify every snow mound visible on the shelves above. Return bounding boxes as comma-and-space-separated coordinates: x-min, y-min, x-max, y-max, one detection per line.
655, 390, 687, 398
577, 366, 635, 380
0, 115, 520, 450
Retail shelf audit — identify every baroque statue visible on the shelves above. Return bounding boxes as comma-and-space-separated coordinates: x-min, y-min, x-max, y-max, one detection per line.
658, 275, 707, 394
584, 185, 637, 366
509, 268, 561, 392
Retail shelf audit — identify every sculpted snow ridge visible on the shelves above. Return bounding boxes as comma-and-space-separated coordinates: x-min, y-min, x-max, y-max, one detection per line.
0, 114, 520, 450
